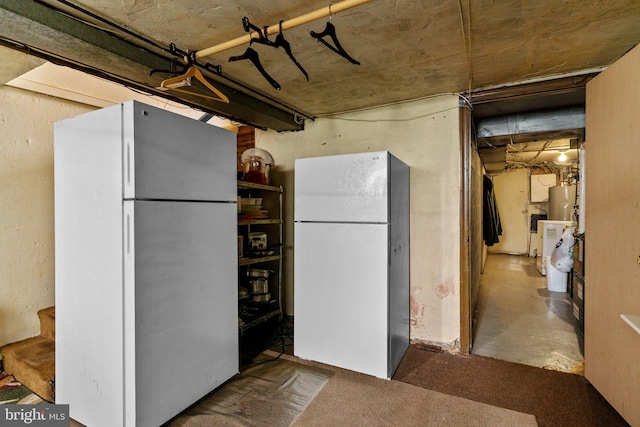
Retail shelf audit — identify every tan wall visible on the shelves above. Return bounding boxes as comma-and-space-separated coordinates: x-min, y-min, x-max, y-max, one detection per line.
0, 87, 94, 346
585, 44, 640, 426
490, 169, 529, 254
255, 95, 462, 345
0, 87, 461, 347
488, 168, 546, 255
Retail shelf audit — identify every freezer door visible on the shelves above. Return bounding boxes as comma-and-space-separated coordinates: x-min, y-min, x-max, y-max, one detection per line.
294, 222, 390, 379
122, 101, 236, 202
295, 151, 389, 223
123, 200, 238, 427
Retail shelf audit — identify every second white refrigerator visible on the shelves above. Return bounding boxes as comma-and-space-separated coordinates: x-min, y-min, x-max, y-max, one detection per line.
294, 151, 410, 379
55, 101, 238, 427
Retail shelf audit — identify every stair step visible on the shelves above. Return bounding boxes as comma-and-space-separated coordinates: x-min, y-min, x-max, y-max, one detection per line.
0, 336, 55, 401
38, 306, 55, 341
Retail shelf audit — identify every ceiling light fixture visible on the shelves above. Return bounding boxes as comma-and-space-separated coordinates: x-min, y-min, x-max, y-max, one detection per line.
558, 150, 568, 162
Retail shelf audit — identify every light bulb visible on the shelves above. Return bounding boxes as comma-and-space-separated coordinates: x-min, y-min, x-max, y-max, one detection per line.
558, 151, 567, 162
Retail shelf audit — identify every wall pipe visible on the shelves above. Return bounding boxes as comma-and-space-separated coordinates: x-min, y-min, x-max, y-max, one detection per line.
578, 146, 586, 233
193, 0, 372, 60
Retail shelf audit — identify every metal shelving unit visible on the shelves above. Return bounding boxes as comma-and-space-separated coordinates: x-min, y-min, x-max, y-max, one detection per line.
237, 181, 283, 334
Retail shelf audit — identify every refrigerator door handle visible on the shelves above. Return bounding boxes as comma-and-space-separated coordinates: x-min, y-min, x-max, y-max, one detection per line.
124, 203, 134, 258
127, 214, 131, 256
126, 141, 132, 190
126, 212, 131, 257
125, 141, 133, 197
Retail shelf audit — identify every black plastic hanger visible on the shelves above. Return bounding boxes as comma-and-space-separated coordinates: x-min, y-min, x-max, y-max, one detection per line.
242, 17, 274, 47
310, 21, 360, 65
274, 21, 309, 81
227, 18, 281, 90
241, 17, 309, 82
150, 44, 223, 76
229, 47, 281, 90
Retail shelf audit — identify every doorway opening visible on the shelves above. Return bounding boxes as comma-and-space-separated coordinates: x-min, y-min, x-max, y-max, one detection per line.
464, 74, 593, 373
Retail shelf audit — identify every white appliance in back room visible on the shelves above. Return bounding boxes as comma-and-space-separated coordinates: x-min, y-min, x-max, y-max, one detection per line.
293, 151, 410, 380
55, 101, 238, 427
537, 219, 575, 275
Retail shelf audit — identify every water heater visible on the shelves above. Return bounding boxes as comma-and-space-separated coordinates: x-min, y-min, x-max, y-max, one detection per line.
548, 185, 576, 220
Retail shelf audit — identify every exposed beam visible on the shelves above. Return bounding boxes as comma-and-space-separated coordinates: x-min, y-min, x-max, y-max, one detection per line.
477, 148, 506, 163
483, 162, 508, 174
469, 74, 596, 105
0, 0, 305, 131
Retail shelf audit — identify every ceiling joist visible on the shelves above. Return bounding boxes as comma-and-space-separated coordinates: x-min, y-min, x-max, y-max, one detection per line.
0, 0, 305, 131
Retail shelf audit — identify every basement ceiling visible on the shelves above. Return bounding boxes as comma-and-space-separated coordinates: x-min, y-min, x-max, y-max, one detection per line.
1, 0, 640, 131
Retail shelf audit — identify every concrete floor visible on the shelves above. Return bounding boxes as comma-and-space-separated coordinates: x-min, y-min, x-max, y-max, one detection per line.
472, 254, 584, 374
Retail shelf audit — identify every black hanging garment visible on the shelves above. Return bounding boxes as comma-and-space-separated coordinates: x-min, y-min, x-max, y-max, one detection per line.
483, 175, 502, 246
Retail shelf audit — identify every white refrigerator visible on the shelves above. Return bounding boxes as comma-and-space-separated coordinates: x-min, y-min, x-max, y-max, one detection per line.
293, 151, 410, 379
54, 101, 238, 427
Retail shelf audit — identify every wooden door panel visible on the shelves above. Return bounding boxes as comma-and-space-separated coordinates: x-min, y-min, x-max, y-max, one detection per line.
585, 43, 640, 426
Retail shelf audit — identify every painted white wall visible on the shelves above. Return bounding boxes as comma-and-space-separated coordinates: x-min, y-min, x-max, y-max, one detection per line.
488, 169, 529, 254
256, 95, 462, 345
0, 86, 94, 346
489, 168, 547, 256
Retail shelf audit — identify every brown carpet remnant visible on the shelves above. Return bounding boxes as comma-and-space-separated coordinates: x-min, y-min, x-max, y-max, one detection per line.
393, 345, 629, 427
